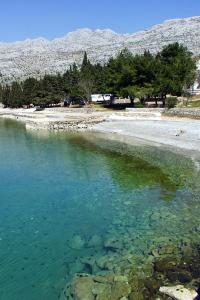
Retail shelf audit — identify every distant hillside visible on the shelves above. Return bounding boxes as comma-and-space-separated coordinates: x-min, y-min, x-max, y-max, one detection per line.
0, 16, 200, 83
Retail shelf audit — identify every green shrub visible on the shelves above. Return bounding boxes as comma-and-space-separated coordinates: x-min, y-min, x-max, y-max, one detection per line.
166, 97, 178, 109
135, 102, 145, 108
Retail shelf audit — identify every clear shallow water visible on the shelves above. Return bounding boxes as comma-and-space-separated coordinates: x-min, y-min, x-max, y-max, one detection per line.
0, 119, 199, 300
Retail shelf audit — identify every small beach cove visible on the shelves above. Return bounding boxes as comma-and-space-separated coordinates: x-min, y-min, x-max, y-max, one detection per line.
1, 106, 200, 153
0, 117, 200, 299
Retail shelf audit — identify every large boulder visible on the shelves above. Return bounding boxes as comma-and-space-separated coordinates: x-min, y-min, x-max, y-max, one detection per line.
63, 273, 131, 300
159, 285, 198, 300
69, 235, 85, 250
87, 235, 103, 248
104, 236, 124, 251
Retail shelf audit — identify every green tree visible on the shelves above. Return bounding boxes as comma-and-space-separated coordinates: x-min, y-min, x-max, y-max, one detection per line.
34, 74, 64, 107
0, 84, 3, 103
64, 63, 82, 100
158, 43, 196, 96
106, 49, 136, 104
79, 52, 95, 101
92, 63, 107, 93
9, 82, 23, 108
133, 51, 157, 87
22, 78, 39, 105
2, 85, 11, 107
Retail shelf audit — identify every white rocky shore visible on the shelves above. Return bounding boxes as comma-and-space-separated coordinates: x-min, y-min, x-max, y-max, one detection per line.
0, 107, 107, 130
1, 107, 200, 154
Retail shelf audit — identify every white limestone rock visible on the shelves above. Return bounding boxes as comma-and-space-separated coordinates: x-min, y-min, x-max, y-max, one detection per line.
0, 16, 200, 83
159, 285, 198, 300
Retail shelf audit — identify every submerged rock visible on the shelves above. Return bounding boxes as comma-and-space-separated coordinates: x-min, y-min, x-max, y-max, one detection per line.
159, 285, 198, 300
154, 258, 178, 273
104, 236, 124, 251
158, 243, 179, 256
68, 260, 85, 277
69, 235, 85, 250
182, 245, 194, 258
110, 281, 131, 299
80, 256, 98, 274
129, 292, 143, 300
93, 274, 114, 284
63, 273, 131, 300
87, 235, 103, 248
73, 275, 95, 300
167, 270, 193, 284
96, 255, 110, 270
92, 283, 112, 300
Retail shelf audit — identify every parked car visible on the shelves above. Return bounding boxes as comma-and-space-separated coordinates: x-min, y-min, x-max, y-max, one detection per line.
35, 106, 45, 111
64, 97, 86, 107
91, 94, 113, 103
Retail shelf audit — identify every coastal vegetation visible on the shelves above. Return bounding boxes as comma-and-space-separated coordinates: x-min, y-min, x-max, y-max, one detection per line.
0, 42, 196, 108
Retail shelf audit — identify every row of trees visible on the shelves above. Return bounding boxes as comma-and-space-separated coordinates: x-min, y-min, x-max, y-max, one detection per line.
0, 43, 197, 108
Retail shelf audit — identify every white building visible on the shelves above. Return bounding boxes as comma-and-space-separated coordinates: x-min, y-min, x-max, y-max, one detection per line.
188, 79, 200, 95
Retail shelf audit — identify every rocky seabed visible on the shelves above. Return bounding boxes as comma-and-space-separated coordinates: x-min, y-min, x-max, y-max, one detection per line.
60, 193, 200, 300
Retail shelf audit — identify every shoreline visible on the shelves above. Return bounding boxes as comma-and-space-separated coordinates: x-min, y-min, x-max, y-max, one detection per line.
92, 118, 200, 156
1, 106, 200, 154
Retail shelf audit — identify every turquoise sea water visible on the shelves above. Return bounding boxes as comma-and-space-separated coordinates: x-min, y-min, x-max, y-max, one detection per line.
0, 119, 200, 300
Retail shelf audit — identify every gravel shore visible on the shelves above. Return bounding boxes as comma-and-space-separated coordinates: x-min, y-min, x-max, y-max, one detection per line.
93, 117, 200, 153
1, 107, 200, 153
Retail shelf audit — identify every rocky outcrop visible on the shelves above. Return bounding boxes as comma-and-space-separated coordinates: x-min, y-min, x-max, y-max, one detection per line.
0, 16, 200, 83
159, 285, 198, 300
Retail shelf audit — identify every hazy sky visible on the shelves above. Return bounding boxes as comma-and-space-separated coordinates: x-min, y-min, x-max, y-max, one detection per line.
0, 0, 200, 42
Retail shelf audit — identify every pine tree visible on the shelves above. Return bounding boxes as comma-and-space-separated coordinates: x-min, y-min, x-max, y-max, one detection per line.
158, 43, 196, 96
2, 85, 11, 107
79, 52, 95, 101
81, 52, 90, 73
0, 84, 3, 103
10, 82, 23, 108
22, 77, 39, 105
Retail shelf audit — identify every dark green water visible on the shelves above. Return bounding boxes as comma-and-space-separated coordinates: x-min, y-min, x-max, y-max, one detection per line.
0, 119, 199, 300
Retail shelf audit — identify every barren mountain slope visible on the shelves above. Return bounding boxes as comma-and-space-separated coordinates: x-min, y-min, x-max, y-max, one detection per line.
0, 16, 200, 83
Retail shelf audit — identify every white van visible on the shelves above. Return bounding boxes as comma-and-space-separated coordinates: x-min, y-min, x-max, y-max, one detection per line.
91, 94, 113, 102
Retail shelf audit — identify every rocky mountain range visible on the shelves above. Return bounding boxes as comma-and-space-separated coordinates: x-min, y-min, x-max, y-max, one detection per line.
0, 16, 200, 83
